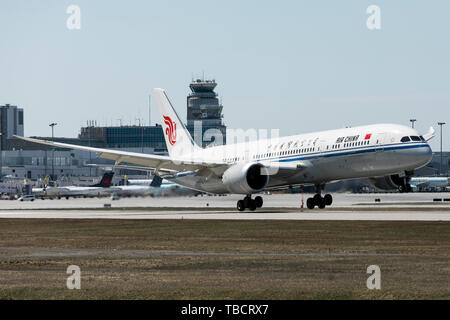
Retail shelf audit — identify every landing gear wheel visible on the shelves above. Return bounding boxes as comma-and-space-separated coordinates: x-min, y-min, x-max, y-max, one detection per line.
237, 200, 245, 212
248, 200, 257, 211
313, 194, 322, 205
243, 196, 251, 208
306, 198, 315, 209
236, 195, 264, 211
318, 201, 326, 209
254, 196, 263, 208
405, 184, 412, 193
324, 194, 333, 206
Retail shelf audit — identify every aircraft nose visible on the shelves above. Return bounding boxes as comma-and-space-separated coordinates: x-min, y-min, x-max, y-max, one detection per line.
418, 143, 433, 166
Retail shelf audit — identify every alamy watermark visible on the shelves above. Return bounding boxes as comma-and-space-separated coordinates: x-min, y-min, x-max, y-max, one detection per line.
66, 5, 81, 30
366, 5, 381, 30
366, 265, 381, 290
66, 265, 81, 290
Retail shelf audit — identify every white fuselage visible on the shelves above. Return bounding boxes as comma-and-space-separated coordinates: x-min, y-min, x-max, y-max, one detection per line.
410, 177, 449, 190
111, 180, 177, 196
165, 124, 432, 194
33, 186, 111, 197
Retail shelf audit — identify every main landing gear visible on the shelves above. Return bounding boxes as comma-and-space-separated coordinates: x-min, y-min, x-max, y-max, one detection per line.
399, 171, 413, 193
237, 195, 263, 211
306, 185, 333, 209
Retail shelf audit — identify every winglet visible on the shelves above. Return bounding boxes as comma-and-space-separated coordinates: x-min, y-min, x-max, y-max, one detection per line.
423, 126, 435, 141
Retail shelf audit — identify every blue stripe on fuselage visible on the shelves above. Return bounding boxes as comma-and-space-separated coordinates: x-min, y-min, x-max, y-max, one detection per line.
268, 142, 429, 163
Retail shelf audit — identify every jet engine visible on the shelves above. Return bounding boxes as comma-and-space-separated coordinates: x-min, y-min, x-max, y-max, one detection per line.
367, 174, 411, 192
222, 162, 269, 194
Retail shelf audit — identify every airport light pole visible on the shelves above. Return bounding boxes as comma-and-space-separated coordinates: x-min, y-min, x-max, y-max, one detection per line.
49, 123, 57, 180
410, 119, 416, 129
438, 122, 445, 176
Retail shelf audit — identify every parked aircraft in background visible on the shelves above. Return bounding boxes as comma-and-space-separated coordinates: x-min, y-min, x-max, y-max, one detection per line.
17, 88, 434, 211
110, 175, 184, 197
409, 177, 449, 192
84, 164, 199, 197
33, 172, 114, 199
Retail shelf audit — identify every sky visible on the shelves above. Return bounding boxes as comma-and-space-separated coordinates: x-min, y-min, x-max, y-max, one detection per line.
1, 0, 449, 151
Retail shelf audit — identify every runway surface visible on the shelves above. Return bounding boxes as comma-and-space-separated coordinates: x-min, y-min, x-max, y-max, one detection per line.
0, 193, 449, 221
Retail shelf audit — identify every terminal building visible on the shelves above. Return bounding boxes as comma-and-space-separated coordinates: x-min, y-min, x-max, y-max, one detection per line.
0, 104, 24, 151
77, 124, 167, 153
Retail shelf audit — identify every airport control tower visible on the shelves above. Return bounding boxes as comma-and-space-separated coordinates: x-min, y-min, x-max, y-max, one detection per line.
187, 79, 226, 147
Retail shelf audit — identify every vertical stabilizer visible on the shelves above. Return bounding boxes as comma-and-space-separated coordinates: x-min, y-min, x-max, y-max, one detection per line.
150, 174, 163, 188
92, 171, 114, 188
153, 88, 201, 157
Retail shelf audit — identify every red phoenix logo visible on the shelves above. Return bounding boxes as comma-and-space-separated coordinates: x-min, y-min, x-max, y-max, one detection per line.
163, 115, 177, 145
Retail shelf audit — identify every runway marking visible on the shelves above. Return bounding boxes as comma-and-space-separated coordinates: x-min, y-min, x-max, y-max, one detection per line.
0, 247, 439, 259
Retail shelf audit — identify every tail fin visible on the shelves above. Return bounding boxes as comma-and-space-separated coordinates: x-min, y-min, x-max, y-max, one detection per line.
92, 171, 114, 188
154, 88, 201, 157
150, 174, 163, 188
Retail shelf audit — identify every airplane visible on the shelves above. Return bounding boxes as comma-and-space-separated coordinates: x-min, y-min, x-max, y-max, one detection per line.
409, 177, 449, 192
84, 163, 197, 196
109, 175, 184, 197
33, 171, 114, 199
17, 88, 434, 210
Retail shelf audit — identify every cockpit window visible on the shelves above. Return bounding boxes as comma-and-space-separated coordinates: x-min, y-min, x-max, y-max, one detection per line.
420, 136, 425, 141
410, 136, 421, 141
400, 136, 410, 142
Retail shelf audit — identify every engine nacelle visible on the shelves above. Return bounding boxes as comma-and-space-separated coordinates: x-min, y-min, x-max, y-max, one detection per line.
367, 174, 408, 191
222, 162, 269, 194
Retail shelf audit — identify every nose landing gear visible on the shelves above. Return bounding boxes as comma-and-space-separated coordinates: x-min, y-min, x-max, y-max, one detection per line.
237, 195, 263, 211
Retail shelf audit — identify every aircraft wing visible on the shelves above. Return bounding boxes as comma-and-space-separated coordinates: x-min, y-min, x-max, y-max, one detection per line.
15, 136, 313, 175
14, 136, 226, 173
85, 163, 177, 174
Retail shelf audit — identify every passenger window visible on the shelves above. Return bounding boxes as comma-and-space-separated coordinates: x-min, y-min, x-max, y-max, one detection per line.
401, 136, 410, 142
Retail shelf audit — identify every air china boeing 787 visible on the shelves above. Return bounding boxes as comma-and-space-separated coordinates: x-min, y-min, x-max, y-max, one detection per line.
17, 88, 434, 211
